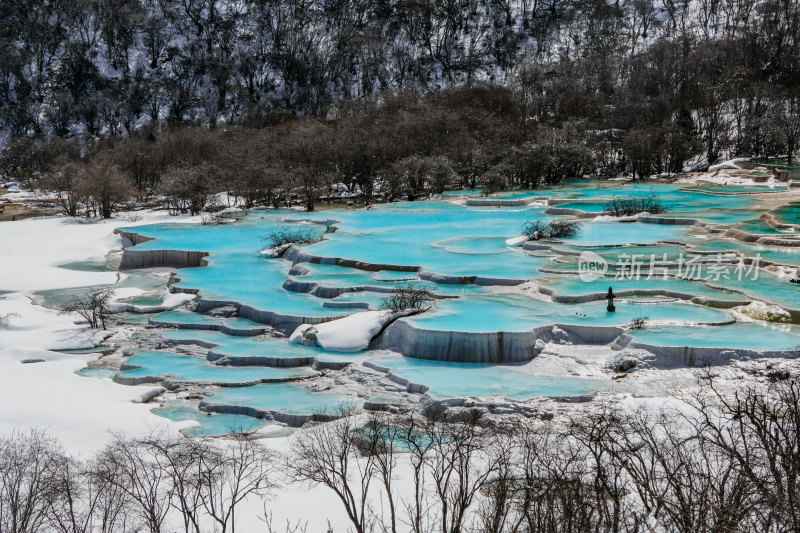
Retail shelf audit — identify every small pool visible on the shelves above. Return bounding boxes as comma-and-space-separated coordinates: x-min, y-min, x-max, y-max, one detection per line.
374, 355, 603, 399
404, 294, 730, 332
736, 219, 794, 235
629, 322, 800, 351
772, 202, 800, 225
153, 401, 271, 436
206, 383, 361, 414
564, 222, 687, 247
120, 350, 315, 384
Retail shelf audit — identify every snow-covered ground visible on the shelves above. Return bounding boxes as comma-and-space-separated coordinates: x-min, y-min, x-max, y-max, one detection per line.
0, 212, 204, 452
0, 211, 359, 530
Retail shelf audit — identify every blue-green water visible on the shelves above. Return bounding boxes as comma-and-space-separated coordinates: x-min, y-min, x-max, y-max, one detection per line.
375, 355, 602, 398
205, 383, 361, 414
153, 401, 271, 436
120, 350, 315, 384
630, 322, 800, 350
405, 295, 730, 332
90, 182, 800, 425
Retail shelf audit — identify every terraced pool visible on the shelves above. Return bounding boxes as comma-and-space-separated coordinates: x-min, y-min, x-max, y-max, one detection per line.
84, 180, 800, 428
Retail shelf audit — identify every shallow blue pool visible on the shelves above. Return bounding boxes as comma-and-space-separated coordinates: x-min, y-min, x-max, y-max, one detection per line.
405, 295, 730, 332
374, 355, 603, 399
102, 181, 800, 415
629, 322, 800, 350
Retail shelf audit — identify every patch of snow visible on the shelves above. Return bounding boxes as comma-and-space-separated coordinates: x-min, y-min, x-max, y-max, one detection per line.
290, 310, 399, 352
106, 288, 196, 314
708, 157, 749, 171
0, 293, 177, 454
505, 235, 528, 246
592, 214, 639, 222
0, 211, 199, 293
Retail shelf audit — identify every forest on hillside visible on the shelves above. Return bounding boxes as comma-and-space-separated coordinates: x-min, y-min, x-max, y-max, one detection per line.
1, 0, 799, 214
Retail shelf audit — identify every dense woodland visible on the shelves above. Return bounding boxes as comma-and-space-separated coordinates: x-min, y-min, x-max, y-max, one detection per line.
0, 0, 799, 214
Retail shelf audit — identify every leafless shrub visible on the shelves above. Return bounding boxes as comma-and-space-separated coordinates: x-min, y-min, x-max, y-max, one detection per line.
520, 219, 550, 240
262, 510, 309, 533
604, 194, 665, 217
263, 226, 319, 249
60, 288, 113, 329
521, 219, 581, 239
0, 312, 19, 328
548, 219, 581, 238
380, 284, 436, 313
200, 211, 237, 225
629, 316, 648, 329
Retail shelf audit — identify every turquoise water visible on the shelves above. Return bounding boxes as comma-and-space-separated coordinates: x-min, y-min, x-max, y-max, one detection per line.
773, 202, 800, 225
301, 202, 554, 278
736, 219, 794, 235
630, 322, 800, 350
151, 309, 220, 326
375, 355, 602, 398
150, 310, 266, 331
565, 222, 687, 246
206, 383, 361, 414
681, 185, 788, 194
153, 401, 270, 436
120, 350, 315, 384
97, 181, 800, 418
34, 270, 168, 310
76, 367, 117, 379
543, 273, 745, 301
406, 295, 730, 332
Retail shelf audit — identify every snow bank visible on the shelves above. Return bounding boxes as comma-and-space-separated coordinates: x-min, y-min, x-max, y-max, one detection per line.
0, 293, 175, 453
592, 214, 639, 223
290, 310, 396, 352
0, 211, 198, 293
708, 158, 747, 171
106, 287, 196, 314
505, 235, 528, 246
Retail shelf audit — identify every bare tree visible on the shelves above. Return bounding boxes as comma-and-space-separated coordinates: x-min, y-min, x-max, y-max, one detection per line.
287, 408, 377, 533
45, 454, 133, 533
605, 407, 755, 533
61, 288, 113, 329
381, 284, 436, 313
0, 429, 66, 533
356, 412, 403, 533
424, 408, 502, 533
143, 436, 206, 533
196, 436, 278, 533
689, 375, 800, 532
91, 432, 173, 533
397, 413, 437, 533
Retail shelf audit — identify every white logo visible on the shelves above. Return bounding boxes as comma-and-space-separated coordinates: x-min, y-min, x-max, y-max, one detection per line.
578, 251, 608, 282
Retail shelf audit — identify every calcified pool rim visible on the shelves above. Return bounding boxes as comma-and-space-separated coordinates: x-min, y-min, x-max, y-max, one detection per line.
87, 181, 800, 432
